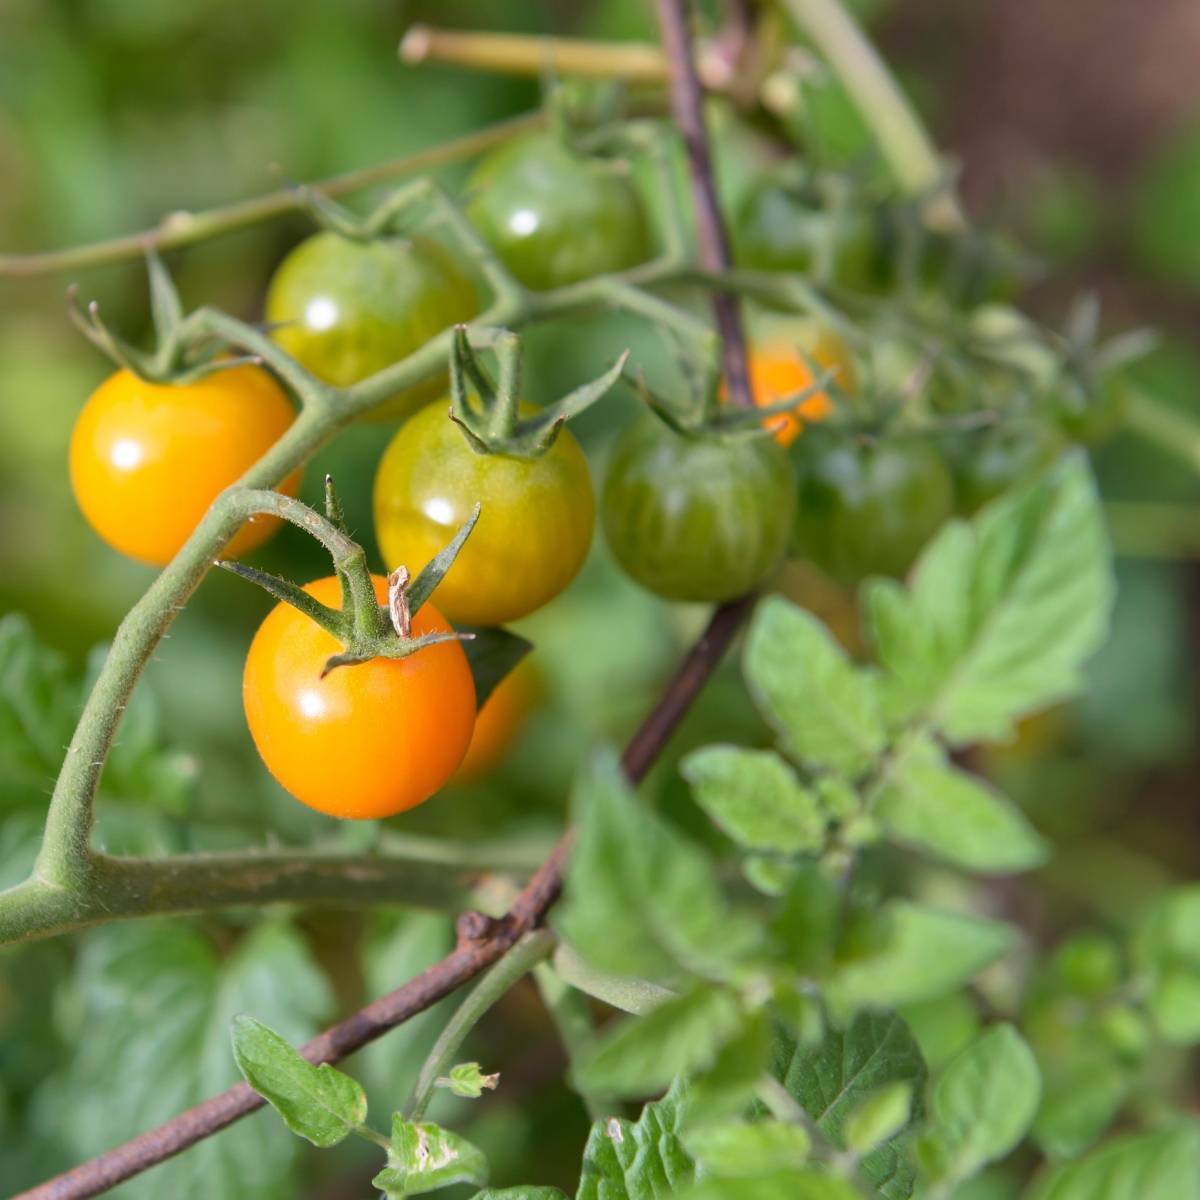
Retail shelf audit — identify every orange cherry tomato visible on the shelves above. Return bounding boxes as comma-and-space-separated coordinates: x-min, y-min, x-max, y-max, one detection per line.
746, 333, 855, 447
69, 365, 300, 566
242, 575, 475, 819
451, 658, 539, 784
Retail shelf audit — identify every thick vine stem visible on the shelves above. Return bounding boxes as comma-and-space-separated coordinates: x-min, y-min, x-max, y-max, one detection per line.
0, 111, 545, 279
778, 0, 965, 231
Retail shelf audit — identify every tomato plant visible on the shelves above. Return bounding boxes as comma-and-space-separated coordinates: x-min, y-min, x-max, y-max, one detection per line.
242, 574, 475, 819
69, 364, 300, 566
789, 426, 955, 584
945, 418, 1065, 514
265, 230, 480, 418
373, 399, 595, 627
466, 131, 651, 290
451, 656, 539, 784
602, 413, 796, 602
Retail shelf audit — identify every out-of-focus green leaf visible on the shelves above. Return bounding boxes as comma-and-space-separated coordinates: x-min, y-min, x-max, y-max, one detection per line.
577, 1080, 697, 1200
842, 1082, 913, 1155
826, 902, 1016, 1012
876, 738, 1047, 873
683, 1120, 811, 1175
572, 984, 744, 1098
917, 1024, 1040, 1186
745, 598, 886, 777
51, 919, 332, 1200
1134, 886, 1200, 1043
866, 455, 1112, 745
555, 751, 760, 983
680, 1168, 862, 1200
682, 745, 825, 853
1028, 1123, 1200, 1200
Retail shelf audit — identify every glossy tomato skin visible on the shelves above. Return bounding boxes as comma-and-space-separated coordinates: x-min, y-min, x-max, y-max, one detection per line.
373, 401, 595, 627
602, 415, 797, 603
265, 231, 479, 419
789, 428, 954, 586
466, 133, 651, 291
736, 178, 875, 288
946, 419, 1065, 515
243, 575, 475, 819
69, 365, 299, 567
746, 332, 856, 446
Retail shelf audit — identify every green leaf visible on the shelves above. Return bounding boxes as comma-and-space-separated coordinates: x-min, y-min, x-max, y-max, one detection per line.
50, 919, 332, 1200
772, 1010, 926, 1200
770, 863, 839, 973
680, 1169, 861, 1200
232, 1015, 366, 1147
473, 1191, 568, 1200
875, 739, 1047, 874
744, 598, 886, 777
572, 984, 745, 1098
682, 746, 825, 853
685, 1011, 773, 1129
843, 1082, 913, 1155
898, 993, 981, 1072
866, 454, 1112, 745
374, 1114, 488, 1197
577, 1080, 698, 1200
1029, 1124, 1200, 1200
556, 751, 760, 982
459, 626, 533, 710
827, 902, 1016, 1012
918, 1024, 1040, 1185
408, 503, 481, 615
683, 1120, 811, 1175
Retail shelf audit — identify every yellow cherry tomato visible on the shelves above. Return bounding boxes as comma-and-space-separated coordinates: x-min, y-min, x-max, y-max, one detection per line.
69, 365, 300, 566
745, 332, 856, 447
242, 575, 476, 819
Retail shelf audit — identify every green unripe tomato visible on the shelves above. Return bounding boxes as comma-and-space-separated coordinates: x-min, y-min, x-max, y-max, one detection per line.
265, 231, 480, 421
789, 427, 954, 586
946, 419, 1066, 515
466, 132, 651, 291
373, 400, 595, 627
735, 175, 875, 288
602, 415, 796, 603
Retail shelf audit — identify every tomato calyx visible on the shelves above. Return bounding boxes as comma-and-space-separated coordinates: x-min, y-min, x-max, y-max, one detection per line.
219, 474, 479, 676
68, 250, 253, 385
446, 325, 627, 457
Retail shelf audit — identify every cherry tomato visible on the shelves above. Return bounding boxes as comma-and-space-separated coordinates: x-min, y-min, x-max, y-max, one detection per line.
451, 658, 539, 784
736, 176, 875, 288
466, 132, 651, 291
69, 364, 300, 567
242, 574, 475, 819
789, 428, 954, 585
946, 419, 1065, 515
373, 401, 594, 627
602, 415, 796, 602
744, 332, 856, 446
265, 231, 480, 419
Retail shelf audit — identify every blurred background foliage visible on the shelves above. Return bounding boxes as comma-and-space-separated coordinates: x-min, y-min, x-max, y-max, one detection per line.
1, 0, 1199, 1195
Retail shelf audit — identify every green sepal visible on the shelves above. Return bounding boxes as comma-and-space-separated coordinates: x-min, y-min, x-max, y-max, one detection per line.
321, 629, 474, 678
448, 324, 627, 457
216, 561, 344, 638
407, 503, 481, 615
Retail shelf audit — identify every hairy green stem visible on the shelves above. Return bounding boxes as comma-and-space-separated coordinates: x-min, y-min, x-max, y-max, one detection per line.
533, 963, 612, 1121
779, 0, 964, 231
0, 111, 545, 278
406, 929, 556, 1121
